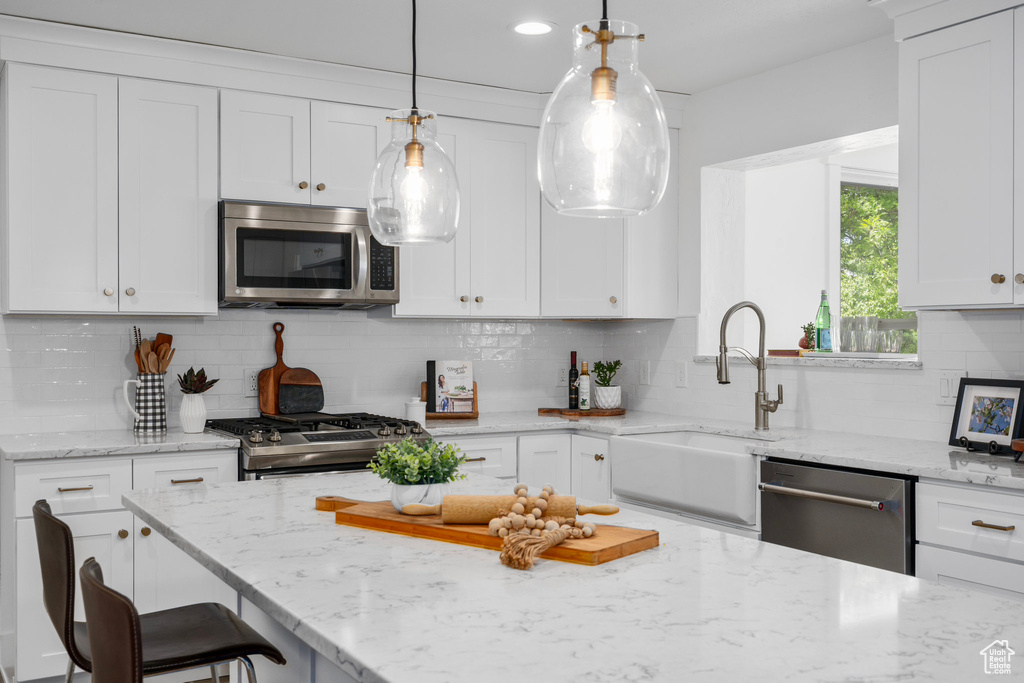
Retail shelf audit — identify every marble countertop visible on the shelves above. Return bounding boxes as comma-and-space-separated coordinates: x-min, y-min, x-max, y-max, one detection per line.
0, 429, 239, 460
124, 472, 1022, 683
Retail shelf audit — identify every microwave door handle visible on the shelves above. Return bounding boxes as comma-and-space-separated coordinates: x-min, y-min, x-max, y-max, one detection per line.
352, 228, 369, 297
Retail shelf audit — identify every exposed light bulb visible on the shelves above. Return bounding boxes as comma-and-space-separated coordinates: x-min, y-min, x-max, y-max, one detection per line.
401, 166, 426, 203
581, 101, 622, 153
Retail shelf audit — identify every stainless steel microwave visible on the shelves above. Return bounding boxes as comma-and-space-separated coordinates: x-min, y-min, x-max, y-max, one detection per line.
219, 201, 399, 309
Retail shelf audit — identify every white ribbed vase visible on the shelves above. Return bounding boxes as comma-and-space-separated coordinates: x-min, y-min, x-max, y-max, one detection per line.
179, 393, 208, 434
392, 483, 450, 513
592, 386, 622, 409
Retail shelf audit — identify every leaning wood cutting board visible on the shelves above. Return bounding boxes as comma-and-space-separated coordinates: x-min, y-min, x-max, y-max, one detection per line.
317, 497, 659, 566
258, 322, 290, 415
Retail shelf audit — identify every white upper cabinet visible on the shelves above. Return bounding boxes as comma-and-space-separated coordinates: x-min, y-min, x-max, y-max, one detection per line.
221, 90, 385, 209
899, 11, 1015, 308
395, 118, 540, 318
2, 64, 218, 315
540, 128, 678, 319
118, 78, 218, 315
3, 64, 119, 314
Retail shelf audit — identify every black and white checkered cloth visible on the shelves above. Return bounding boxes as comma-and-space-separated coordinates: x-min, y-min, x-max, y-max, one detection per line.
133, 373, 167, 434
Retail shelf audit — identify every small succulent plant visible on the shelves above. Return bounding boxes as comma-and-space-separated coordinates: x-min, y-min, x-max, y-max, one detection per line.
593, 360, 623, 387
177, 367, 219, 394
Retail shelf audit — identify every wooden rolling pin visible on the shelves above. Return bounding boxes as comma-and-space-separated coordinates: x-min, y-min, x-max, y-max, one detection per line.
402, 495, 618, 524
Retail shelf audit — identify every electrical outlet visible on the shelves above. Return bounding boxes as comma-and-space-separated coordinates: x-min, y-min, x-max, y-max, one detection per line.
675, 361, 688, 388
244, 368, 260, 397
639, 361, 651, 386
558, 366, 568, 386
937, 370, 967, 406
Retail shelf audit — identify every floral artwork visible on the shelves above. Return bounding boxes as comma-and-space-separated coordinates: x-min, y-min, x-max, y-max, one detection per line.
968, 396, 1015, 436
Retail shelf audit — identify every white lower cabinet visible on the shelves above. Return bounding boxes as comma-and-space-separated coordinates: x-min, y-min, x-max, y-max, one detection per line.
571, 435, 611, 503
11, 450, 238, 681
915, 480, 1024, 600
517, 435, 571, 494
443, 435, 517, 479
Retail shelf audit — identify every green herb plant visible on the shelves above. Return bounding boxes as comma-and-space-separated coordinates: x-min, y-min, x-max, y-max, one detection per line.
593, 360, 622, 388
801, 322, 816, 350
177, 367, 219, 394
368, 438, 467, 485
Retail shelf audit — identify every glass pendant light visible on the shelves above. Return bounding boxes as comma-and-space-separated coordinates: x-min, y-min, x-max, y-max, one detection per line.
538, 1, 670, 218
368, 0, 459, 245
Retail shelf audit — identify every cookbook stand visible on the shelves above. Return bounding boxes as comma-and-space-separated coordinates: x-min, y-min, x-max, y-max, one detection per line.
420, 381, 479, 420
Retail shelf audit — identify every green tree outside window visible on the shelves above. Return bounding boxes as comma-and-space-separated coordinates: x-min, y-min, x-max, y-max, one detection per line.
839, 183, 917, 353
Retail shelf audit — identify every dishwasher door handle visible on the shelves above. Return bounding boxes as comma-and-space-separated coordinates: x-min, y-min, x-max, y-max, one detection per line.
758, 482, 886, 511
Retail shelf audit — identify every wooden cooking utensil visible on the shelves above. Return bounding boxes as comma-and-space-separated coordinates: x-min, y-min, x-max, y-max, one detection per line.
257, 322, 290, 415
402, 495, 619, 524
147, 351, 159, 374
278, 367, 325, 414
162, 348, 175, 373
141, 339, 151, 359
154, 333, 173, 350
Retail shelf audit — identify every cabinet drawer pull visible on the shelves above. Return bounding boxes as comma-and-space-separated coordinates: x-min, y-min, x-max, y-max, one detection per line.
316, 183, 326, 191
609, 296, 617, 304
475, 296, 483, 303
1016, 273, 1024, 285
118, 529, 128, 539
465, 457, 487, 463
125, 287, 136, 297
991, 273, 1006, 284
141, 527, 152, 537
299, 181, 309, 189
460, 295, 469, 303
594, 453, 605, 461
171, 477, 204, 485
972, 519, 1015, 532
57, 485, 94, 493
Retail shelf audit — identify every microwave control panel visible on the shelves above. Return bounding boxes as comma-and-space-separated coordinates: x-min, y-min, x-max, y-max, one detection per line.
369, 238, 396, 291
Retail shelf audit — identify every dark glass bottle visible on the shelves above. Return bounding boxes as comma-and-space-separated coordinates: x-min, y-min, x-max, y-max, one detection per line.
569, 351, 579, 409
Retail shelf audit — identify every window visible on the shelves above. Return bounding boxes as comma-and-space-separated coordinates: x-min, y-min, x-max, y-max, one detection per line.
838, 181, 917, 354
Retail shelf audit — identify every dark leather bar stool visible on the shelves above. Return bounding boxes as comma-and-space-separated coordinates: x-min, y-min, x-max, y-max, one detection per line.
33, 499, 286, 682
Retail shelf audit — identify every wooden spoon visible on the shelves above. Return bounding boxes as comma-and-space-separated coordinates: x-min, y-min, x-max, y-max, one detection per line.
141, 339, 152, 359
161, 348, 175, 373
155, 333, 173, 350
147, 351, 159, 374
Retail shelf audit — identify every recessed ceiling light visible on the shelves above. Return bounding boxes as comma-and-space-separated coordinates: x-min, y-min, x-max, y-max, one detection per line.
512, 21, 555, 36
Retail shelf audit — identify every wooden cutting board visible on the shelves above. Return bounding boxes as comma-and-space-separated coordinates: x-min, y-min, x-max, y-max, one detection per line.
539, 407, 626, 418
258, 322, 289, 415
317, 497, 659, 566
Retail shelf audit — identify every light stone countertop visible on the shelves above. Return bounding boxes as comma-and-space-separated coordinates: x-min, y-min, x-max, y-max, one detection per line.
0, 429, 239, 460
123, 472, 1023, 683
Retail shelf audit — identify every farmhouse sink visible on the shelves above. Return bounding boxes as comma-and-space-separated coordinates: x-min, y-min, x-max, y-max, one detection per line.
609, 431, 761, 528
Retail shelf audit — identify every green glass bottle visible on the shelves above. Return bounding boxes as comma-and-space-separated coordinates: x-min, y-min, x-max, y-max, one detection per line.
815, 290, 832, 353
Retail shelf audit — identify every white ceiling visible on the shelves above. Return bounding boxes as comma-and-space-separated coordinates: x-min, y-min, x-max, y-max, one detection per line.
0, 0, 893, 95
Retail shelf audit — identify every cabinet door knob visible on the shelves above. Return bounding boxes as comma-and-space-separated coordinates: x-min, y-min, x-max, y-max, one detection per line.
609, 296, 618, 304
992, 273, 1006, 284
118, 529, 128, 539
125, 287, 136, 297
594, 453, 605, 461
1016, 274, 1024, 285
316, 183, 326, 191
298, 181, 309, 189
103, 288, 114, 297
460, 295, 469, 303
141, 526, 152, 537
475, 296, 483, 303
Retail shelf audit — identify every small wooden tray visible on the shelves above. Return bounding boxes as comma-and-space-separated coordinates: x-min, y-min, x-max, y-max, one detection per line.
539, 407, 626, 418
317, 496, 659, 566
420, 381, 478, 420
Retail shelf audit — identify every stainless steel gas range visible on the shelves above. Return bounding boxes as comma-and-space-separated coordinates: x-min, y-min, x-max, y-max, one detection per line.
206, 412, 431, 480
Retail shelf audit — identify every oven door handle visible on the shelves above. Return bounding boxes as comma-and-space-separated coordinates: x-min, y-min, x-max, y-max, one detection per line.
758, 482, 886, 511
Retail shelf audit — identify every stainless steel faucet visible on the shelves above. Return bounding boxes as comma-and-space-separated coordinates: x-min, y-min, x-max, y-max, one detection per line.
717, 301, 783, 431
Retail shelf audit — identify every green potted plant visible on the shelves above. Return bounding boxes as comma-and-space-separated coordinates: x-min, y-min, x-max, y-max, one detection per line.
176, 367, 219, 434
800, 322, 816, 351
369, 438, 467, 512
592, 360, 623, 409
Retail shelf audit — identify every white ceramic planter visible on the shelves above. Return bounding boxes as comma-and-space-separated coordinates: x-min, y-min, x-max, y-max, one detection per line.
593, 385, 622, 409
392, 482, 450, 513
179, 393, 208, 433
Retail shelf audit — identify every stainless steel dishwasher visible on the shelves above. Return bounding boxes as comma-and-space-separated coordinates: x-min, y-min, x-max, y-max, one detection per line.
759, 459, 914, 575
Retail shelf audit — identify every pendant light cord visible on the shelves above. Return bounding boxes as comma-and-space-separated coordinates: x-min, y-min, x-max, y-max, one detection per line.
411, 0, 418, 112
600, 0, 609, 30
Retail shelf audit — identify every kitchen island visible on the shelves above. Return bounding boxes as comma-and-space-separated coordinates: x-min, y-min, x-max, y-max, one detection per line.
124, 473, 1021, 682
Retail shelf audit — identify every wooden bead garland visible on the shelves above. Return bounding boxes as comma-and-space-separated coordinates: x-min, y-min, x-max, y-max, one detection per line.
489, 483, 597, 570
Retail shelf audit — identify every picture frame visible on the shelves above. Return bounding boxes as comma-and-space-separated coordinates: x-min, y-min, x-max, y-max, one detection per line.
948, 378, 1024, 455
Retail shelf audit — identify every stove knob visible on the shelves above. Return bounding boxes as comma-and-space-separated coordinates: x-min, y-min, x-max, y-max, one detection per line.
411, 422, 424, 435
249, 430, 264, 444
378, 425, 392, 437
394, 424, 408, 436
268, 429, 282, 442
